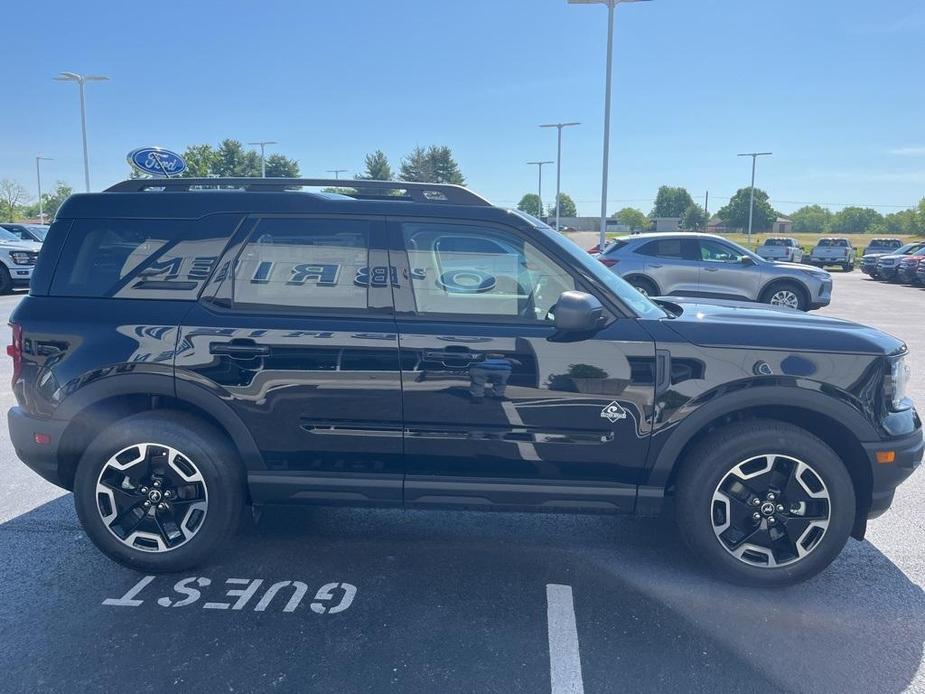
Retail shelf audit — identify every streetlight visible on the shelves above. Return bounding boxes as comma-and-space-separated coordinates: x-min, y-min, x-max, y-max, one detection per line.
539, 122, 580, 231
326, 169, 348, 180
569, 0, 653, 251
35, 157, 53, 223
737, 152, 773, 242
247, 141, 278, 177
526, 160, 554, 220
53, 72, 109, 192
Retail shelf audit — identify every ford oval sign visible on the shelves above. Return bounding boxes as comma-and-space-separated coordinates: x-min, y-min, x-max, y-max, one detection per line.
127, 147, 187, 177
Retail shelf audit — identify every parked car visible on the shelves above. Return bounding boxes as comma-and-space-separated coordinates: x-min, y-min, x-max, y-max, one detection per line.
0, 223, 48, 244
896, 252, 925, 284
597, 232, 831, 311
808, 238, 855, 271
7, 178, 921, 587
876, 242, 925, 281
860, 239, 909, 278
756, 237, 804, 263
0, 227, 41, 292
917, 257, 925, 285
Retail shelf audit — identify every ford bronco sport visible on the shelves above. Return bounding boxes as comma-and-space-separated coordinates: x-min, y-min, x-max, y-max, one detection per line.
7, 178, 922, 587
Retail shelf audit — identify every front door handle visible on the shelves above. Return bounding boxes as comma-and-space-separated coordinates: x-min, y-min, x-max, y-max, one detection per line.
422, 349, 479, 367
704, 267, 719, 272
210, 340, 270, 359
649, 263, 663, 269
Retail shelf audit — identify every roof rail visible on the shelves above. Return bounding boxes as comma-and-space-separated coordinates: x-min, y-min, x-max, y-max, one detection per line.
104, 178, 492, 206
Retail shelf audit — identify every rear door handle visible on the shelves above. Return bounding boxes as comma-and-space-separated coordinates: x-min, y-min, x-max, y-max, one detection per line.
210, 340, 270, 359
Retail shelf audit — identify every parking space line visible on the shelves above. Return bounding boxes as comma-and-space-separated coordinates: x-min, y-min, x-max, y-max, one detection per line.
546, 584, 585, 694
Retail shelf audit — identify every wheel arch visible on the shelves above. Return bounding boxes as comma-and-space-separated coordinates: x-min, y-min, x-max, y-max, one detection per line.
54, 374, 264, 490
623, 273, 660, 295
647, 386, 875, 539
758, 277, 811, 305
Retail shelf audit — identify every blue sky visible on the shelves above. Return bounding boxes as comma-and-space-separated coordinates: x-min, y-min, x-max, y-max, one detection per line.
2, 0, 924, 216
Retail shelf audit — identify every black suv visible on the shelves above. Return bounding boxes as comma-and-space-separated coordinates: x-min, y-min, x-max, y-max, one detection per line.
7, 178, 922, 587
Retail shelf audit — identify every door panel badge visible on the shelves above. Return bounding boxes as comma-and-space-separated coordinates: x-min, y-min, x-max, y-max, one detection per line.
600, 401, 627, 423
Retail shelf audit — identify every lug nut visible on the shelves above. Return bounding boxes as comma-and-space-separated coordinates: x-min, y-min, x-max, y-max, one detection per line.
157, 502, 166, 510
767, 492, 776, 501
752, 512, 761, 521
143, 500, 151, 508
141, 486, 149, 494
164, 490, 173, 499
776, 504, 784, 512
152, 480, 161, 488
750, 497, 760, 506
768, 516, 776, 524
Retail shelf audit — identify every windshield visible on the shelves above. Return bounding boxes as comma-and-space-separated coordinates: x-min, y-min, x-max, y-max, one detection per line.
530, 222, 667, 319
25, 225, 47, 241
0, 228, 21, 242
816, 239, 847, 247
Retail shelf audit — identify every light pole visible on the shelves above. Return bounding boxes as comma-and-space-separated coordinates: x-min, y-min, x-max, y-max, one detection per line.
54, 72, 109, 192
737, 152, 772, 242
35, 156, 53, 223
326, 169, 348, 180
539, 122, 580, 231
248, 141, 278, 177
527, 160, 554, 220
569, 0, 652, 251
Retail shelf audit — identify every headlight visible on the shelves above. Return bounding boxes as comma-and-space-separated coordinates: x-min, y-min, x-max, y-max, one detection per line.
9, 251, 32, 266
885, 355, 911, 411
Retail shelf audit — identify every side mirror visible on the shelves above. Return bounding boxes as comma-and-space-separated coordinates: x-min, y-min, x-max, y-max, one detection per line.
553, 291, 604, 332
740, 255, 756, 266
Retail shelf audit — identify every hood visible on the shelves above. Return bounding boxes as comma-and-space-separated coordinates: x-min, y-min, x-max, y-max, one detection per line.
862, 252, 891, 260
0, 239, 41, 252
764, 260, 828, 276
658, 298, 904, 356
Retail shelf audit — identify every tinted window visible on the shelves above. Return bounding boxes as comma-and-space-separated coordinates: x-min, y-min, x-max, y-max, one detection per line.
232, 218, 370, 312
50, 216, 237, 299
402, 222, 575, 321
0, 227, 21, 242
816, 239, 848, 247
637, 239, 684, 259
763, 239, 790, 247
700, 239, 742, 262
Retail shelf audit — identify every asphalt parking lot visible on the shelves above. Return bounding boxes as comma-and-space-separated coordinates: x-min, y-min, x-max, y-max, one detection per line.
1, 272, 923, 694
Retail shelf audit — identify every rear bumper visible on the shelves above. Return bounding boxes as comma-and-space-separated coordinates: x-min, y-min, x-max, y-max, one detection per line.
7, 406, 70, 489
862, 427, 923, 519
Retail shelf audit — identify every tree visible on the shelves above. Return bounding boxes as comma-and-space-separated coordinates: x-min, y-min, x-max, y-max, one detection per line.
181, 144, 217, 177
680, 203, 707, 231
27, 182, 72, 221
517, 193, 542, 217
879, 209, 916, 234
613, 207, 648, 231
651, 186, 695, 218
264, 153, 300, 178
0, 179, 29, 222
549, 193, 577, 218
213, 139, 262, 177
790, 204, 833, 232
359, 150, 393, 180
399, 145, 465, 184
831, 206, 883, 234
716, 187, 777, 232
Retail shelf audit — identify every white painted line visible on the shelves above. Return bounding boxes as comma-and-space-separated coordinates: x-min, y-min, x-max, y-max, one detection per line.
546, 584, 585, 694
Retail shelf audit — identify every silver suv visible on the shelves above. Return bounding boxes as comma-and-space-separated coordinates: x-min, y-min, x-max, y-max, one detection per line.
596, 232, 832, 311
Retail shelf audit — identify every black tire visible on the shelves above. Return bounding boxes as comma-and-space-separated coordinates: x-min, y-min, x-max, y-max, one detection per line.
627, 275, 657, 297
0, 265, 12, 294
74, 411, 246, 573
841, 263, 852, 272
759, 281, 807, 311
674, 420, 855, 587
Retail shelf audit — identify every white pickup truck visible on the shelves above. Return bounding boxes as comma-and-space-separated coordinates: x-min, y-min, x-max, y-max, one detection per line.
809, 238, 855, 271
756, 237, 804, 263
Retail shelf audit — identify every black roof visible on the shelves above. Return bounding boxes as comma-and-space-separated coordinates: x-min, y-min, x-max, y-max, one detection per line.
57, 178, 521, 223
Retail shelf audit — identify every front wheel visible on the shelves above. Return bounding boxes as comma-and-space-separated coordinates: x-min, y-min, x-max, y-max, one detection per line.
0, 266, 12, 294
73, 411, 246, 573
627, 276, 657, 297
674, 421, 855, 587
760, 282, 807, 311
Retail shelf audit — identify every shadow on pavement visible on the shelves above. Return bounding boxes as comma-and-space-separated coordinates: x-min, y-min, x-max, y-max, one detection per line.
1, 496, 922, 693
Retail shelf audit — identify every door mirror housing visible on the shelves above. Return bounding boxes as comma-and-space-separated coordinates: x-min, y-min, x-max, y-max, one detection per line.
740, 255, 756, 266
552, 291, 604, 332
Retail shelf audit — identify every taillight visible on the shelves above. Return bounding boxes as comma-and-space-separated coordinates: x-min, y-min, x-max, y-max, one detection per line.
7, 323, 22, 388
598, 257, 618, 267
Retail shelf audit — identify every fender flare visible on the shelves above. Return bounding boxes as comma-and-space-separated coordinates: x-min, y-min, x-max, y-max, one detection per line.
57, 371, 265, 471
644, 384, 877, 488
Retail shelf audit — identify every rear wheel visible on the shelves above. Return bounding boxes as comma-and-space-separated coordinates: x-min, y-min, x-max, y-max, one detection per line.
760, 281, 807, 310
841, 262, 852, 272
674, 421, 855, 587
73, 411, 246, 572
627, 275, 657, 297
0, 266, 12, 294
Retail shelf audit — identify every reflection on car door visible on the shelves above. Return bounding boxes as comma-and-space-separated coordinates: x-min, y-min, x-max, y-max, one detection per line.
637, 238, 700, 295
390, 218, 656, 511
175, 215, 404, 506
697, 238, 762, 300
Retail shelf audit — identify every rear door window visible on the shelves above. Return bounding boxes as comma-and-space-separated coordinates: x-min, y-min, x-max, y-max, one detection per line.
50, 215, 240, 299
636, 238, 698, 260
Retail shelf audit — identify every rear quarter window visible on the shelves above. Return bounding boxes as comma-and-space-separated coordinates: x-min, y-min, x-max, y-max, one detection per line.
49, 215, 240, 299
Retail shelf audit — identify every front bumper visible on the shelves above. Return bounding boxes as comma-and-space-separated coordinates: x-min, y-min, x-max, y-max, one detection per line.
807, 277, 833, 310
8, 406, 70, 489
862, 427, 923, 518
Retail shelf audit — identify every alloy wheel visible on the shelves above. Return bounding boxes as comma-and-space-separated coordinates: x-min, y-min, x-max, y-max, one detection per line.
711, 454, 830, 568
95, 443, 209, 552
769, 289, 799, 309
